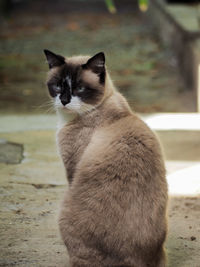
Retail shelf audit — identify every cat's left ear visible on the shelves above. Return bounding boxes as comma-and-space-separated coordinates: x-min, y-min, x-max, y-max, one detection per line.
44, 49, 65, 69
84, 52, 105, 74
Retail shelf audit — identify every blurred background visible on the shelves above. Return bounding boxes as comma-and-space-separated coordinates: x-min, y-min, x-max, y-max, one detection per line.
0, 0, 198, 114
0, 1, 200, 267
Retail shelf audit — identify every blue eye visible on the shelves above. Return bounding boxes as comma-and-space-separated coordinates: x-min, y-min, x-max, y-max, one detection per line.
53, 85, 61, 93
48, 83, 61, 97
77, 86, 85, 93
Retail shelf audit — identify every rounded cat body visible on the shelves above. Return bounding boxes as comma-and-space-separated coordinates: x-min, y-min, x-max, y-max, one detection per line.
44, 50, 168, 267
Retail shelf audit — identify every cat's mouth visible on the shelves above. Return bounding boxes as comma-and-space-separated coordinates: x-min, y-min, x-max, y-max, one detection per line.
61, 105, 67, 109
61, 105, 71, 111
59, 104, 77, 114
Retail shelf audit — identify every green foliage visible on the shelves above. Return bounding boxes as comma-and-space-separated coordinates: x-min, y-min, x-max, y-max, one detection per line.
104, 0, 149, 13
138, 0, 149, 12
105, 0, 116, 14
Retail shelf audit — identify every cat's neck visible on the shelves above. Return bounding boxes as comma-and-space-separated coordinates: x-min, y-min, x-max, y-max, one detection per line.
79, 91, 132, 128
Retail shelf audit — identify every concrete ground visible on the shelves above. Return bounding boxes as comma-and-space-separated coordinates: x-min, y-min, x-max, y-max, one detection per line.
0, 114, 200, 267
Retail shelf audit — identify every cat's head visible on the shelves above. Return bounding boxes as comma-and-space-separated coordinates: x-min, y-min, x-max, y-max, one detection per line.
44, 50, 107, 114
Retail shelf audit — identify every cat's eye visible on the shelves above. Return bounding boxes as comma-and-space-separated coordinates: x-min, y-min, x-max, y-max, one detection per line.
53, 85, 61, 94
77, 86, 85, 93
48, 83, 61, 97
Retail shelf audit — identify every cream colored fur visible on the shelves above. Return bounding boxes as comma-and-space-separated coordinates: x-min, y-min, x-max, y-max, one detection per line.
47, 55, 168, 267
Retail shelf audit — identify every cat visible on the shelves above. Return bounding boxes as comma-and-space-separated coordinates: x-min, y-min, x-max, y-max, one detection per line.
44, 49, 168, 267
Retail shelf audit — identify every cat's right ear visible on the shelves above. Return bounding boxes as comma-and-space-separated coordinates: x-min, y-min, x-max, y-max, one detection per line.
84, 52, 105, 74
43, 49, 65, 69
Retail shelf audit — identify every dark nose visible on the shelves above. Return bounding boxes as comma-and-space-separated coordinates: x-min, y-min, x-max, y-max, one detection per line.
61, 99, 69, 106
60, 90, 71, 106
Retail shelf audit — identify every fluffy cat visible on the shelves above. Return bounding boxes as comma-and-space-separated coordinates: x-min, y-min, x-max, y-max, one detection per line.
44, 50, 168, 267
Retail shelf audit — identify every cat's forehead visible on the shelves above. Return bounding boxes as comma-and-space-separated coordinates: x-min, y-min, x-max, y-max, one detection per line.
47, 55, 90, 81
67, 55, 90, 65
47, 64, 78, 83
62, 56, 93, 81
47, 55, 100, 87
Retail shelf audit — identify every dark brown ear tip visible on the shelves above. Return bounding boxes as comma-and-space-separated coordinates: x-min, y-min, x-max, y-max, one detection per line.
98, 52, 105, 59
43, 49, 52, 55
94, 52, 105, 64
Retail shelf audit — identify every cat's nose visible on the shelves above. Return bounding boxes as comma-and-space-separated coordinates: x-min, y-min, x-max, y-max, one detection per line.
61, 99, 69, 106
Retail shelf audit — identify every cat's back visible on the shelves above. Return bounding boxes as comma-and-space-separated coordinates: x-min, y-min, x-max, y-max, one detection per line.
69, 111, 167, 264
75, 112, 166, 193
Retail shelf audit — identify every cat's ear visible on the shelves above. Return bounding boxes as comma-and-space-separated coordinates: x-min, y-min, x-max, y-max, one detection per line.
84, 52, 105, 73
44, 49, 65, 69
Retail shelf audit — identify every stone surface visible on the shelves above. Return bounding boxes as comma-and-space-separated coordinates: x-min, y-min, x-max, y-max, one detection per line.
0, 139, 23, 164
167, 5, 200, 32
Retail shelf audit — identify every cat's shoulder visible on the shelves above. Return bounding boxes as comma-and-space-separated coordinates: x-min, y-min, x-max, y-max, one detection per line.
99, 113, 159, 149
107, 112, 153, 135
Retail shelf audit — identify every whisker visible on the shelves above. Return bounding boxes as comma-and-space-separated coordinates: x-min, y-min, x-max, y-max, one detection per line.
33, 100, 54, 112
45, 106, 55, 114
